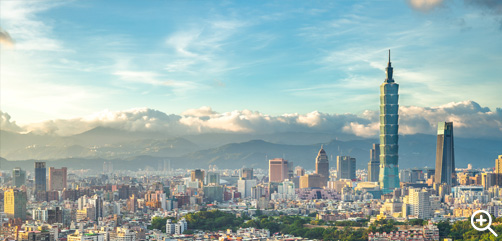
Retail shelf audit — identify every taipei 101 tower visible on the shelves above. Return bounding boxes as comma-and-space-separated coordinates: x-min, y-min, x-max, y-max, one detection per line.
379, 50, 400, 192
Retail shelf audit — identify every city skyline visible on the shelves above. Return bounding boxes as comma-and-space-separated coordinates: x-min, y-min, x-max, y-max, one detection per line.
1, 0, 501, 133
2, 1, 502, 240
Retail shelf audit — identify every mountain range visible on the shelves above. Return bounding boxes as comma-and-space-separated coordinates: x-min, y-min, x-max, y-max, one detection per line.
1, 127, 501, 172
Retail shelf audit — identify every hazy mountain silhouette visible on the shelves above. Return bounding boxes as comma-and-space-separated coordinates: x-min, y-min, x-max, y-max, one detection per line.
1, 127, 501, 171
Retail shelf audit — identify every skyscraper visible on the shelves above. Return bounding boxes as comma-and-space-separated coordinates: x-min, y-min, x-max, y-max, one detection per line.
299, 173, 323, 189
408, 188, 432, 219
337, 156, 356, 180
90, 194, 103, 220
494, 155, 502, 186
4, 189, 28, 220
295, 166, 305, 177
206, 172, 220, 185
240, 167, 254, 180
191, 169, 205, 184
434, 122, 456, 186
368, 144, 380, 182
13, 167, 26, 187
379, 50, 400, 192
49, 167, 68, 191
238, 179, 257, 198
35, 162, 47, 193
315, 146, 329, 185
269, 158, 288, 182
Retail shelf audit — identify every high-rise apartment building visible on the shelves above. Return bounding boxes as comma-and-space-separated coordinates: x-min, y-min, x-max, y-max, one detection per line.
13, 167, 26, 187
269, 158, 288, 182
299, 173, 323, 189
337, 156, 356, 180
295, 166, 305, 177
49, 167, 67, 191
238, 179, 257, 198
434, 122, 456, 186
4, 189, 28, 220
496, 155, 502, 173
240, 167, 254, 180
379, 51, 400, 192
158, 218, 188, 235
35, 162, 47, 192
368, 144, 380, 182
191, 169, 205, 184
90, 195, 103, 220
203, 185, 224, 203
494, 155, 502, 186
206, 172, 220, 185
274, 180, 296, 200
408, 188, 432, 219
315, 146, 330, 186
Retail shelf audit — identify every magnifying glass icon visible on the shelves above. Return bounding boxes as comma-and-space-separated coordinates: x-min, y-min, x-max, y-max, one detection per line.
471, 210, 498, 237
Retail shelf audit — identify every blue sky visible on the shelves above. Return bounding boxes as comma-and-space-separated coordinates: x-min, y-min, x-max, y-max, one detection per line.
1, 0, 501, 125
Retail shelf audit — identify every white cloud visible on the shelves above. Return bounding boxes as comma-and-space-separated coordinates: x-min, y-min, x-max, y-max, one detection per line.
181, 106, 218, 117
5, 100, 500, 139
342, 122, 379, 138
398, 100, 502, 137
163, 19, 248, 75
113, 70, 202, 96
0, 111, 22, 132
23, 108, 182, 136
0, 1, 108, 122
0, 1, 65, 51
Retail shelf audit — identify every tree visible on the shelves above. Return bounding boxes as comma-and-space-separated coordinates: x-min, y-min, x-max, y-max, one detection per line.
436, 220, 451, 239
184, 210, 247, 231
149, 217, 175, 232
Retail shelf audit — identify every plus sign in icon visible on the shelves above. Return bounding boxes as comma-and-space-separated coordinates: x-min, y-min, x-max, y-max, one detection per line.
471, 210, 498, 237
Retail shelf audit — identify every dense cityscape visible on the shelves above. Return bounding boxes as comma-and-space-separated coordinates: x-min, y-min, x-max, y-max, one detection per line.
1, 54, 501, 241
2, 1, 502, 241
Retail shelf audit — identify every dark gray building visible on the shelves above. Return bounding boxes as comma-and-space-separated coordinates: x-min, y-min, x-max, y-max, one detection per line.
13, 167, 26, 187
435, 122, 455, 186
315, 146, 330, 185
337, 156, 356, 180
368, 144, 380, 182
35, 162, 46, 193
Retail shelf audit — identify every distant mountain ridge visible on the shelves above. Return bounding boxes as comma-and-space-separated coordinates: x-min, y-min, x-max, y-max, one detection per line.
1, 127, 501, 171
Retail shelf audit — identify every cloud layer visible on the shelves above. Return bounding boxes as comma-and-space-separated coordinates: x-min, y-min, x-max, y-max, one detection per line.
0, 111, 22, 132
408, 0, 502, 29
3, 100, 500, 139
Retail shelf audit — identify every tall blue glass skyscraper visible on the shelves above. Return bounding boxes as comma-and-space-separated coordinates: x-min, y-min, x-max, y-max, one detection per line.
379, 50, 400, 192
35, 162, 46, 192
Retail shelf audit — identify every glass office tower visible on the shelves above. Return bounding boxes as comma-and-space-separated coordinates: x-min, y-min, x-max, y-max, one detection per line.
379, 50, 400, 192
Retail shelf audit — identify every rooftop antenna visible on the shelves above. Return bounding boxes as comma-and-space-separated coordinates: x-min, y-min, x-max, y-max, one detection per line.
389, 49, 391, 63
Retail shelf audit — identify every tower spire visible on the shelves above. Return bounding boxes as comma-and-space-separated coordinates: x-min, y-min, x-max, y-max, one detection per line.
385, 49, 393, 82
